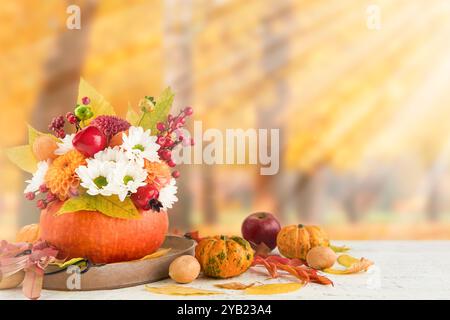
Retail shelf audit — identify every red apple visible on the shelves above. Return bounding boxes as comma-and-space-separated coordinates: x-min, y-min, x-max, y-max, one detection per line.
72, 126, 107, 157
241, 212, 281, 251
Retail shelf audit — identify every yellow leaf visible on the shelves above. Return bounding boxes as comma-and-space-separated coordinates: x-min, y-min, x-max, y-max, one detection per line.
57, 194, 140, 219
51, 258, 87, 269
126, 104, 141, 126
215, 282, 256, 290
324, 257, 374, 275
139, 248, 171, 261
245, 283, 303, 295
5, 145, 38, 173
78, 78, 115, 124
27, 124, 58, 145
145, 285, 222, 296
337, 254, 360, 268
330, 244, 350, 253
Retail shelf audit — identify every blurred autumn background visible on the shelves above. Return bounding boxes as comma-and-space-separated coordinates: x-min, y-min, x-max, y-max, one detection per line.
1, 0, 450, 241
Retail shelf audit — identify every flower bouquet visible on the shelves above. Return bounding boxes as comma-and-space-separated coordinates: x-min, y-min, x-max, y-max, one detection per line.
4, 79, 193, 274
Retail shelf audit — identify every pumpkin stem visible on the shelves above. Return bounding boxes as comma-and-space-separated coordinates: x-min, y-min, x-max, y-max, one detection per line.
220, 235, 227, 241
297, 224, 304, 228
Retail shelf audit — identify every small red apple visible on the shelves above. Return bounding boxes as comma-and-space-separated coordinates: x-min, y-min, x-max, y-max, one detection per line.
241, 212, 281, 251
131, 184, 159, 210
72, 126, 107, 157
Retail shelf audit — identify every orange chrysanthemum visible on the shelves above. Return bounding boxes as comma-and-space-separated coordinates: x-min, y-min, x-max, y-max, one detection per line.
144, 160, 172, 188
45, 150, 86, 200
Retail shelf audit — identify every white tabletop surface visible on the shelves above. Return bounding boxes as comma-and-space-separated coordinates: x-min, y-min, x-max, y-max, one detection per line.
1, 241, 450, 300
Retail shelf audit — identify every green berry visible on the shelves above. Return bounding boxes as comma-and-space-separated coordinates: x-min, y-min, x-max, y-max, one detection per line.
85, 110, 94, 120
75, 105, 88, 119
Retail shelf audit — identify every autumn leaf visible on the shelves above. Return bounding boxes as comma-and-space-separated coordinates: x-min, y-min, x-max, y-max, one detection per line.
330, 244, 350, 253
57, 194, 140, 219
126, 104, 141, 126
77, 78, 116, 124
27, 124, 58, 145
22, 265, 44, 300
337, 254, 360, 268
245, 283, 303, 295
324, 256, 374, 275
5, 145, 38, 173
138, 87, 174, 134
145, 285, 222, 296
139, 248, 171, 261
51, 258, 87, 269
214, 282, 256, 290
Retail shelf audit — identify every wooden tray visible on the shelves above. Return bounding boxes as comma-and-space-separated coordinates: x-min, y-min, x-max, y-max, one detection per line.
42, 235, 195, 291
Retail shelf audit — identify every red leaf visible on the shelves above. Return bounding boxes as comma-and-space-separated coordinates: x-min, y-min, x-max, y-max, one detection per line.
22, 265, 44, 300
251, 255, 333, 286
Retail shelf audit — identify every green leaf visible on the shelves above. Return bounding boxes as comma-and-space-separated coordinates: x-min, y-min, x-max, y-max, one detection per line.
57, 194, 141, 220
139, 87, 174, 134
5, 145, 38, 173
27, 124, 58, 145
77, 78, 116, 124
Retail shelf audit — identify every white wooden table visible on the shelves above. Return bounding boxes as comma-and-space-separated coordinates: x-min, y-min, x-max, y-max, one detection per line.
1, 241, 450, 300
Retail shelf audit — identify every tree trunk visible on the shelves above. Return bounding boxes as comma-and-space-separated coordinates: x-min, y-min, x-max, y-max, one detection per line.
294, 167, 326, 223
163, 0, 193, 232
254, 0, 293, 221
19, 0, 97, 227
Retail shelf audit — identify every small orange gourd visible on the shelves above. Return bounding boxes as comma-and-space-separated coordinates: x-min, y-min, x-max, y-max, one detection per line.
16, 224, 40, 243
195, 235, 254, 278
276, 224, 329, 260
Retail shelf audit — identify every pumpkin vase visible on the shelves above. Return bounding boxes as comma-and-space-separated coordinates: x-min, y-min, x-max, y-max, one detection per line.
39, 201, 168, 264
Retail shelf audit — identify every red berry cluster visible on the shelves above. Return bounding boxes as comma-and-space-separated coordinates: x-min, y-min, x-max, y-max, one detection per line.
156, 107, 194, 179
25, 184, 57, 209
48, 116, 66, 138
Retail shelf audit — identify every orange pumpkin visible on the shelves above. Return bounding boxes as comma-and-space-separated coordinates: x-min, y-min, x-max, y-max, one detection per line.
277, 224, 329, 260
16, 224, 40, 243
39, 201, 168, 264
195, 235, 254, 278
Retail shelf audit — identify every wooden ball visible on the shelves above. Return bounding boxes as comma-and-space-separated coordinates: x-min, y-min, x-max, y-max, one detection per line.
306, 246, 337, 270
169, 255, 200, 284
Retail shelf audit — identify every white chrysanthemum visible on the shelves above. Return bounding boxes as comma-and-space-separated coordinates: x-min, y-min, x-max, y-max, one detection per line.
75, 159, 115, 196
24, 161, 49, 194
54, 134, 75, 155
108, 161, 147, 201
122, 126, 160, 162
158, 178, 178, 209
94, 146, 129, 164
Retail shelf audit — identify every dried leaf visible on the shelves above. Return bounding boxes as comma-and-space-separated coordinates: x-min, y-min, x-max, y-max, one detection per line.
139, 248, 171, 261
324, 257, 374, 275
252, 255, 332, 285
51, 258, 86, 269
214, 282, 256, 290
22, 265, 44, 300
245, 283, 303, 295
330, 244, 350, 253
337, 254, 360, 268
145, 284, 222, 296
